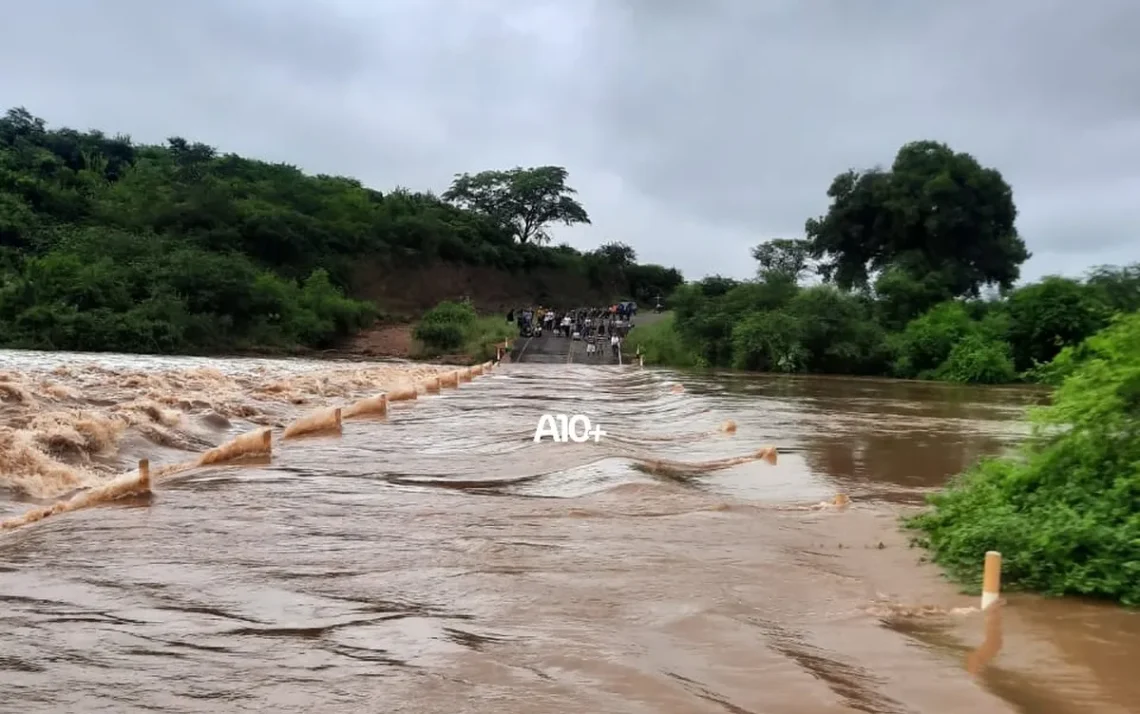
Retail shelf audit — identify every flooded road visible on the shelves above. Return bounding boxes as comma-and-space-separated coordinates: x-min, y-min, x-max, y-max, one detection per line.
1, 351, 1138, 713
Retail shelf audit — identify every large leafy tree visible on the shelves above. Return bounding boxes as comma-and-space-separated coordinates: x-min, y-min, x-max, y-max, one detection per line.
751, 238, 813, 283
593, 241, 636, 267
805, 141, 1030, 309
442, 166, 590, 244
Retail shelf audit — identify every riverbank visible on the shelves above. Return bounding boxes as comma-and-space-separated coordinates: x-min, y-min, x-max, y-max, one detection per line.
905, 310, 1140, 606
339, 314, 516, 365
629, 270, 1140, 386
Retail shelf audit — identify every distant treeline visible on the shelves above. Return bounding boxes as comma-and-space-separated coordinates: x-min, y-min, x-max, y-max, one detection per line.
0, 108, 682, 354
629, 140, 1140, 385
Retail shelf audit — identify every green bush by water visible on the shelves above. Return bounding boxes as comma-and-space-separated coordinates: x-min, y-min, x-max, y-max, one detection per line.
463, 317, 517, 362
906, 311, 1140, 605
640, 271, 1137, 385
413, 301, 478, 351
623, 313, 702, 368
413, 301, 514, 361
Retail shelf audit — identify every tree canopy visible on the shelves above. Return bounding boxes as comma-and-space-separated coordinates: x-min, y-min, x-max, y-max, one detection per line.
805, 141, 1030, 315
442, 166, 590, 245
628, 138, 1138, 388
751, 238, 813, 283
0, 107, 678, 353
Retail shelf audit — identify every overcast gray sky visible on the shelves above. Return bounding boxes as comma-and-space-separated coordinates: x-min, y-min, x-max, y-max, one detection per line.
2, 0, 1137, 281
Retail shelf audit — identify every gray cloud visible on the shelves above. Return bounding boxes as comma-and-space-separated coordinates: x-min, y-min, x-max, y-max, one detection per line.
2, 0, 1137, 281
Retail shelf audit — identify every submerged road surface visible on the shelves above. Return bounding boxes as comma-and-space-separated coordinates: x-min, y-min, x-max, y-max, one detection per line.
1, 350, 1138, 713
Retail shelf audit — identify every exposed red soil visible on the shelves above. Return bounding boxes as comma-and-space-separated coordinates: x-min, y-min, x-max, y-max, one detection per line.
341, 260, 618, 362
349, 260, 614, 316
344, 323, 416, 358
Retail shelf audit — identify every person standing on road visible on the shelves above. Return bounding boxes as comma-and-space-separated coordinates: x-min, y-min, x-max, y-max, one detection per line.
610, 333, 620, 360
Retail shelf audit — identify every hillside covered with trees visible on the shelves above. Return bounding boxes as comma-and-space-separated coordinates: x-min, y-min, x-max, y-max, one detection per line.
0, 108, 682, 354
630, 140, 1140, 385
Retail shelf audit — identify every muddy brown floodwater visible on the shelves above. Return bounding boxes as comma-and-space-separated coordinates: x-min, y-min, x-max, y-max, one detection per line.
1, 350, 1139, 714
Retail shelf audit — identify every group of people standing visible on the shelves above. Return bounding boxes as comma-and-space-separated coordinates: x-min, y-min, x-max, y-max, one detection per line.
506, 303, 638, 360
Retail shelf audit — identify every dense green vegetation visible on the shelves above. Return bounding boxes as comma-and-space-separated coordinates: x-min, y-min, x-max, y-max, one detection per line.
624, 313, 701, 369
412, 300, 514, 362
638, 140, 1140, 384
0, 108, 681, 353
907, 312, 1140, 604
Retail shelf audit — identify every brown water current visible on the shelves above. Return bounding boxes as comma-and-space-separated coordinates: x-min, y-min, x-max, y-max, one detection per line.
2, 350, 1139, 713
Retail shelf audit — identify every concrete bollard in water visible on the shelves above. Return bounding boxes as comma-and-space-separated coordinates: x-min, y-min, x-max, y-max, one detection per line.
754, 446, 778, 465
639, 355, 644, 367
460, 367, 473, 382
966, 597, 1004, 675
421, 376, 441, 393
387, 385, 418, 402
343, 393, 388, 419
981, 551, 1002, 610
440, 371, 459, 388
472, 364, 484, 376
483, 360, 494, 371
282, 407, 343, 440
137, 459, 151, 491
198, 427, 273, 465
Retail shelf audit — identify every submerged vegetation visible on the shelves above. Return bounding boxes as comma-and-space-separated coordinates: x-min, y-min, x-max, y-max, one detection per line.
0, 107, 681, 354
908, 312, 1140, 605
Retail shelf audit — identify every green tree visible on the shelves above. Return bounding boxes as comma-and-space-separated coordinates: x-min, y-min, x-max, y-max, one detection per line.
625, 263, 683, 306
732, 310, 806, 372
442, 166, 590, 244
751, 238, 813, 283
806, 140, 1030, 311
872, 264, 955, 330
1085, 263, 1140, 313
889, 301, 979, 379
785, 286, 888, 375
594, 241, 636, 267
1003, 276, 1110, 373
936, 334, 1016, 384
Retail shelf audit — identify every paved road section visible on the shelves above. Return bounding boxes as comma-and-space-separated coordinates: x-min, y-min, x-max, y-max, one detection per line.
512, 332, 619, 365
510, 333, 570, 364
511, 312, 667, 365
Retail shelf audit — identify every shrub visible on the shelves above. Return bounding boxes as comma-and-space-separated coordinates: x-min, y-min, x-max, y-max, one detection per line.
418, 300, 478, 328
890, 301, 978, 378
936, 334, 1017, 384
413, 300, 508, 357
907, 311, 1140, 604
624, 313, 701, 368
463, 316, 516, 362
731, 310, 806, 372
